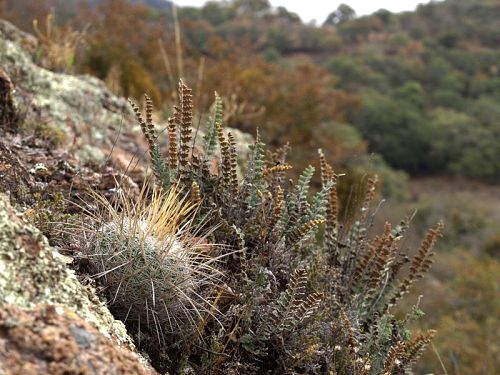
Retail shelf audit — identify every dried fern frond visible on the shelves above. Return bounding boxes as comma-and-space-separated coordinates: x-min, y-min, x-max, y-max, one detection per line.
145, 94, 155, 131
263, 164, 293, 177
409, 221, 444, 277
227, 132, 239, 195
390, 222, 443, 307
288, 219, 325, 246
178, 79, 193, 179
318, 149, 336, 185
350, 234, 382, 289
366, 224, 398, 297
382, 341, 406, 374
216, 123, 231, 187
129, 96, 168, 187
402, 330, 436, 368
167, 115, 178, 171
191, 181, 202, 204
129, 98, 154, 147
269, 185, 285, 228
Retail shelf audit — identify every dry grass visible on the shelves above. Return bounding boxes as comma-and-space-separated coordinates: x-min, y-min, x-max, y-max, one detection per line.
32, 11, 86, 73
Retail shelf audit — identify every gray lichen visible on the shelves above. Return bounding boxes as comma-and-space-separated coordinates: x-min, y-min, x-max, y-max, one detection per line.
0, 195, 132, 346
0, 19, 133, 147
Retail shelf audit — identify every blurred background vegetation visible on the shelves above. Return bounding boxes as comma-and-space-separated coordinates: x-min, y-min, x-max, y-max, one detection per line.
1, 0, 498, 373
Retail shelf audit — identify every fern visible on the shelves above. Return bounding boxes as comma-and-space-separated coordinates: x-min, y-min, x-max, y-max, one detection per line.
294, 165, 315, 216
203, 92, 222, 158
127, 81, 442, 374
178, 79, 193, 180
309, 179, 335, 220
128, 96, 169, 188
245, 130, 266, 210
261, 269, 321, 336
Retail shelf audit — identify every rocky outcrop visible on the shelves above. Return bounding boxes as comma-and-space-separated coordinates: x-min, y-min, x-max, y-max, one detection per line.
0, 21, 155, 365
0, 19, 135, 164
0, 196, 124, 341
0, 22, 155, 367
0, 195, 156, 374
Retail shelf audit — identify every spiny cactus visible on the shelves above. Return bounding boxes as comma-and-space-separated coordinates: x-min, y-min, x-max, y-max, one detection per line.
78, 183, 225, 345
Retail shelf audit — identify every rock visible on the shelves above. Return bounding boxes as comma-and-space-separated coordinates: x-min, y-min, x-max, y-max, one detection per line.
0, 304, 156, 375
0, 194, 119, 340
0, 19, 38, 52
0, 195, 156, 374
78, 144, 107, 166
0, 19, 134, 150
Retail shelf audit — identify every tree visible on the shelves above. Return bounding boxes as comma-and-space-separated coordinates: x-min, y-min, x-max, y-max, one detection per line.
275, 6, 301, 23
233, 0, 271, 14
352, 91, 431, 173
202, 1, 234, 25
323, 4, 356, 26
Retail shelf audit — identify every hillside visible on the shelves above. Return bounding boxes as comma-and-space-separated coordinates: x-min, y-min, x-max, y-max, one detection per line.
173, 0, 500, 179
0, 1, 498, 374
1, 0, 499, 183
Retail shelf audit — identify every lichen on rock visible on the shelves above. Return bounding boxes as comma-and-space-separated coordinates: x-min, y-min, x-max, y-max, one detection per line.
0, 19, 134, 148
0, 195, 136, 348
0, 304, 156, 375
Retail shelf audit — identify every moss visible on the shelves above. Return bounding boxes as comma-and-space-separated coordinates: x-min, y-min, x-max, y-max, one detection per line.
26, 192, 75, 245
33, 122, 67, 147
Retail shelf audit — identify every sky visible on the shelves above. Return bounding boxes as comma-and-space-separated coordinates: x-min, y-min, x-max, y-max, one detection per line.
173, 0, 438, 24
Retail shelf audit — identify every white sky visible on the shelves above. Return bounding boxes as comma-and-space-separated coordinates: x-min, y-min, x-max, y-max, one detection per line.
174, 0, 439, 23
